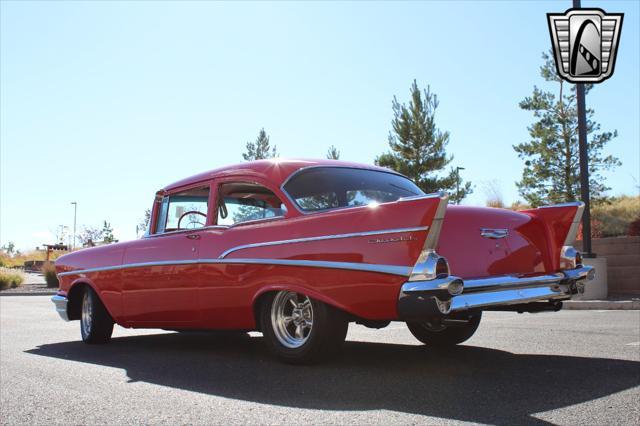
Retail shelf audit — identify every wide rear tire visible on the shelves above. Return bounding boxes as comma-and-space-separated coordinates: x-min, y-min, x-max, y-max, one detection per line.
260, 291, 348, 364
406, 311, 482, 347
80, 287, 114, 344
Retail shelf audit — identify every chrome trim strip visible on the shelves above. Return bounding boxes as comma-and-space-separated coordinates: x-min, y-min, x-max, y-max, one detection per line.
57, 258, 412, 277
145, 225, 229, 238
218, 226, 429, 258
398, 193, 444, 202
539, 201, 584, 208
51, 295, 69, 321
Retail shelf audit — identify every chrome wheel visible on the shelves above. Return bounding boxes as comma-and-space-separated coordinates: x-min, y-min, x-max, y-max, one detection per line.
81, 291, 93, 337
271, 291, 313, 348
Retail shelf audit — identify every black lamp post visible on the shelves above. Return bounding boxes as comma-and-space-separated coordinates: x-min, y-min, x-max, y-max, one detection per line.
572, 0, 594, 257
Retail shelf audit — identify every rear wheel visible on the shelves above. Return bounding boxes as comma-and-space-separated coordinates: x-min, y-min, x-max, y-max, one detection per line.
260, 291, 348, 364
80, 287, 114, 344
406, 311, 482, 347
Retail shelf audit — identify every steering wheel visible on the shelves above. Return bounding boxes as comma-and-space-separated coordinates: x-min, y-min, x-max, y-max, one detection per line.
177, 211, 207, 229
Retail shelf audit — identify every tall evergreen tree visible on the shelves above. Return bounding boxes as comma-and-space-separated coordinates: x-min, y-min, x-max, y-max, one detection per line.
242, 128, 277, 161
514, 52, 620, 207
376, 80, 471, 203
326, 145, 340, 160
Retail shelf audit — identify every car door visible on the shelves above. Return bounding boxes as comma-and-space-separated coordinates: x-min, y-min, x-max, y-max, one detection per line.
122, 183, 212, 326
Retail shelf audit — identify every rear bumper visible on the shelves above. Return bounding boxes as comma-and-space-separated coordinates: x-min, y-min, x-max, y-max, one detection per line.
51, 295, 69, 321
397, 265, 595, 318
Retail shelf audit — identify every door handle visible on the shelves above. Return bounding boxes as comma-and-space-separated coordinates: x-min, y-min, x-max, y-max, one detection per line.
186, 234, 200, 240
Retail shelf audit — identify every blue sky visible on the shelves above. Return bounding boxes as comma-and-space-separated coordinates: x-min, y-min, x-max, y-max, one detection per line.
1, 1, 638, 251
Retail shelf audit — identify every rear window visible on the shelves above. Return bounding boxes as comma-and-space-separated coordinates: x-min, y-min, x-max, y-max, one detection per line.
283, 167, 424, 212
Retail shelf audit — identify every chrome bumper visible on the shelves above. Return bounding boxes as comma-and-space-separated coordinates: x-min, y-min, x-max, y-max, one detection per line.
397, 265, 595, 318
51, 295, 69, 321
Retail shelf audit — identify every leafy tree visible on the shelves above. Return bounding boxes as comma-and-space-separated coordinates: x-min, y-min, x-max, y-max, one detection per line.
77, 220, 116, 246
242, 128, 277, 161
78, 226, 102, 247
514, 51, 620, 207
2, 242, 16, 256
376, 80, 471, 203
326, 145, 340, 160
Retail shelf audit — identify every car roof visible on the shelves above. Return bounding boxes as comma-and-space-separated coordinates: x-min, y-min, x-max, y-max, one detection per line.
162, 158, 395, 192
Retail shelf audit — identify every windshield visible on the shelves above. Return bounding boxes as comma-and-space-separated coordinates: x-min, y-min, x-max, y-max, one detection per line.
283, 167, 424, 212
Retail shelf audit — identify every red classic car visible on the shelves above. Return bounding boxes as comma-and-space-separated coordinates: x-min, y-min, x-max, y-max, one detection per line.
52, 159, 594, 363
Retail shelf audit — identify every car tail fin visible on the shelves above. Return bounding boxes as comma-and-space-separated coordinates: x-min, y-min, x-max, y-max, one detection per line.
521, 202, 585, 271
405, 192, 451, 282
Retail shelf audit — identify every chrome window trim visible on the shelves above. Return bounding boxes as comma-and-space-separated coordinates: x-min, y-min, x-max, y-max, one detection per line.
56, 258, 412, 278
144, 225, 229, 238
227, 215, 286, 228
218, 225, 429, 258
279, 165, 418, 215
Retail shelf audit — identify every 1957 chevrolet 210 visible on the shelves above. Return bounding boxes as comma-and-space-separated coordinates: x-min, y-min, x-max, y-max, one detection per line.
53, 159, 594, 363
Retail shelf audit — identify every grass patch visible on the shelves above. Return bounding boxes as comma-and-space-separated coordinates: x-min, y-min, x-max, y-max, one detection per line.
0, 268, 25, 290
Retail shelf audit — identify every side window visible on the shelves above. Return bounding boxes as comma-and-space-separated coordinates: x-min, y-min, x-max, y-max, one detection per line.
157, 185, 210, 233
217, 182, 286, 226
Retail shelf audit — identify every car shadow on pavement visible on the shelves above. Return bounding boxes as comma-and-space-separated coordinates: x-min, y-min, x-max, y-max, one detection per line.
27, 332, 640, 425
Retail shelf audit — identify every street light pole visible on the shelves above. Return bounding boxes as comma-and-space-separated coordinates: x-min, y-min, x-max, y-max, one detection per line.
71, 202, 77, 250
572, 0, 593, 257
455, 167, 465, 205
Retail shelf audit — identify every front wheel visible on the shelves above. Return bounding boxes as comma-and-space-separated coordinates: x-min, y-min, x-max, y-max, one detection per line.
80, 287, 114, 344
406, 311, 482, 347
260, 291, 348, 364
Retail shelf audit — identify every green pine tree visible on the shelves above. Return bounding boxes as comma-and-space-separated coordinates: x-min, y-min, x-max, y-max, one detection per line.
376, 80, 471, 203
326, 145, 340, 160
102, 221, 116, 243
514, 51, 621, 207
242, 128, 277, 161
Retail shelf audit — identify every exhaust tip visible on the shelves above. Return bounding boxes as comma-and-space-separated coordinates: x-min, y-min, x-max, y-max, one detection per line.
448, 279, 464, 296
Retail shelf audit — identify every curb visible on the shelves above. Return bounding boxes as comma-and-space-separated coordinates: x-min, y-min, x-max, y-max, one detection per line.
563, 300, 640, 310
0, 292, 57, 297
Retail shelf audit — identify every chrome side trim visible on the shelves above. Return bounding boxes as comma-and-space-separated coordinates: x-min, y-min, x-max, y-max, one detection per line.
51, 295, 69, 321
57, 258, 412, 278
218, 226, 429, 258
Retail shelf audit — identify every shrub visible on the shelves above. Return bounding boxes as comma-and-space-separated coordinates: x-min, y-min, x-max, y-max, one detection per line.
628, 217, 640, 236
0, 268, 25, 290
42, 263, 59, 288
591, 195, 640, 237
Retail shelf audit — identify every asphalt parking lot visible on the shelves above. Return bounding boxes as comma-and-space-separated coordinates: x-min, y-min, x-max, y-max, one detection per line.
1, 296, 639, 425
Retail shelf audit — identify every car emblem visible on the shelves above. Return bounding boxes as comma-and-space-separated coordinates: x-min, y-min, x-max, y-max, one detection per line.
368, 234, 417, 244
547, 8, 623, 83
480, 228, 508, 239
